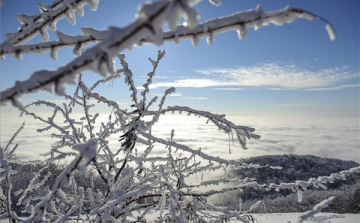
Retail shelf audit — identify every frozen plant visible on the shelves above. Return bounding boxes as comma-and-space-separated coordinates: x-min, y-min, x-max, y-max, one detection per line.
1, 51, 359, 222
0, 0, 359, 222
14, 50, 268, 222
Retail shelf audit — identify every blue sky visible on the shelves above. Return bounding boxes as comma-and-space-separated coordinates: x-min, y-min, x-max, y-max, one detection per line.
0, 0, 359, 115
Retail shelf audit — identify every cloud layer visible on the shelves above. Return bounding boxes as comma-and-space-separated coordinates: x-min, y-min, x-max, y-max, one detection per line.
2, 113, 358, 163
151, 63, 358, 90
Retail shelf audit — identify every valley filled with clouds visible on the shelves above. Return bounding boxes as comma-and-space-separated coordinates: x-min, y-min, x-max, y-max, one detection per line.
2, 112, 358, 163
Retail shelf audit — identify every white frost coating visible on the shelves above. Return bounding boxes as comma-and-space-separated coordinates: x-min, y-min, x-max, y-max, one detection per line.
16, 14, 37, 25
51, 47, 59, 60
297, 196, 335, 222
208, 0, 221, 6
38, 3, 52, 13
237, 25, 247, 40
325, 24, 336, 41
192, 35, 200, 46
87, 0, 99, 11
75, 2, 85, 17
40, 26, 49, 42
82, 27, 109, 39
56, 31, 80, 44
249, 200, 262, 212
206, 31, 214, 44
66, 7, 77, 25
297, 190, 303, 202
72, 139, 97, 160
164, 2, 183, 31
165, 87, 176, 95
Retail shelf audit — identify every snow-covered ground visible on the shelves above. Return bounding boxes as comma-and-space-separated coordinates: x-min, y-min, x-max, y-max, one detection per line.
138, 213, 359, 223
244, 213, 359, 223
1, 213, 358, 222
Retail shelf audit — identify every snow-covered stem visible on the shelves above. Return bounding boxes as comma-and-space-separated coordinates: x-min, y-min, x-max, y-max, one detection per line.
1, 0, 98, 46
20, 100, 80, 144
264, 166, 360, 192
3, 122, 25, 161
150, 105, 260, 149
78, 77, 96, 139
0, 5, 336, 59
15, 165, 51, 206
0, 3, 336, 107
141, 50, 165, 111
196, 198, 251, 223
22, 139, 98, 223
144, 87, 175, 129
297, 196, 335, 222
118, 54, 140, 111
138, 130, 256, 166
0, 148, 18, 222
79, 81, 128, 116
90, 72, 122, 91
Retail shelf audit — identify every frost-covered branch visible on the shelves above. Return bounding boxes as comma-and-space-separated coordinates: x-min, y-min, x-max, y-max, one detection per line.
15, 165, 51, 206
0, 0, 193, 107
266, 166, 360, 192
90, 72, 122, 91
138, 130, 260, 167
22, 139, 97, 223
0, 148, 18, 221
3, 122, 25, 161
297, 196, 335, 222
141, 50, 165, 111
1, 0, 99, 47
0, 2, 336, 107
20, 100, 80, 144
154, 105, 260, 149
1, 5, 336, 59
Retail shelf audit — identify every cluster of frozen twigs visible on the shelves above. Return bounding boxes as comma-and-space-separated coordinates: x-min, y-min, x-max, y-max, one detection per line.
0, 50, 262, 222
0, 51, 359, 222
1, 0, 358, 222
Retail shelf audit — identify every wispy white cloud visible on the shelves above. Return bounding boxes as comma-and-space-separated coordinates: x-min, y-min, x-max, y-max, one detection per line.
267, 88, 294, 91
212, 88, 244, 91
180, 97, 208, 100
169, 93, 183, 97
157, 93, 183, 97
154, 76, 172, 79
267, 103, 328, 107
304, 84, 360, 91
150, 79, 231, 88
151, 63, 358, 90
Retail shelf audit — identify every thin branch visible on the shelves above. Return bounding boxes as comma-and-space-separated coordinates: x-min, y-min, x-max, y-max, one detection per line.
0, 5, 336, 107
1, 0, 97, 47
0, 6, 335, 58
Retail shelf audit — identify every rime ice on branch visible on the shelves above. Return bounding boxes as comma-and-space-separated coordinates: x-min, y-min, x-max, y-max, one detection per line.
1, 1, 356, 222
0, 0, 336, 107
9, 51, 359, 222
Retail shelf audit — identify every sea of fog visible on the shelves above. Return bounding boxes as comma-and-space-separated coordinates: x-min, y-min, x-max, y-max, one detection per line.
1, 112, 359, 163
